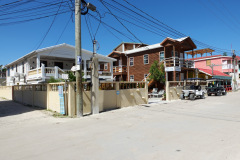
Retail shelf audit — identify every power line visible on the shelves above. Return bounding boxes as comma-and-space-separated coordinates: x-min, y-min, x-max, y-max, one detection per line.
99, 0, 143, 44
35, 0, 64, 50
109, 0, 231, 53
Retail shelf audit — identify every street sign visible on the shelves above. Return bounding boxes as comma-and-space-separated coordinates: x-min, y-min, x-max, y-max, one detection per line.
62, 74, 69, 80
77, 56, 81, 65
58, 86, 65, 115
116, 90, 120, 95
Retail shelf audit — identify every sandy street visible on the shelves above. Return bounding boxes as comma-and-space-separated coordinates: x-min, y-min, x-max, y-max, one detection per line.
1, 91, 240, 160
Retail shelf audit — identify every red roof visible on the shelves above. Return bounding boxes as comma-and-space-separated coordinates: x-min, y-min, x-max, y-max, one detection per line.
198, 68, 231, 77
187, 55, 240, 61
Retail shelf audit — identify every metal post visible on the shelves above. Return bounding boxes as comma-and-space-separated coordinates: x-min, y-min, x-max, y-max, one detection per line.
91, 40, 99, 114
75, 0, 83, 117
233, 50, 236, 92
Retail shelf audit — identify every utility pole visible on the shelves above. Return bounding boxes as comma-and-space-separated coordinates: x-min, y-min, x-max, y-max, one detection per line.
91, 40, 99, 114
75, 0, 83, 117
232, 50, 237, 92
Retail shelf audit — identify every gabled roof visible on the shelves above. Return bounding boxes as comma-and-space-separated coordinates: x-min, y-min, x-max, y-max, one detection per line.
198, 68, 231, 77
124, 36, 196, 55
6, 43, 116, 67
160, 36, 197, 50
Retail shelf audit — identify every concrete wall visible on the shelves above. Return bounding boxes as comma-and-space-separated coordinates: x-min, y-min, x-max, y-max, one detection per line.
0, 86, 12, 100
10, 82, 148, 116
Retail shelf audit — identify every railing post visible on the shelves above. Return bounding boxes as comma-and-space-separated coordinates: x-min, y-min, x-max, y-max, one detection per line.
173, 57, 176, 67
54, 66, 58, 79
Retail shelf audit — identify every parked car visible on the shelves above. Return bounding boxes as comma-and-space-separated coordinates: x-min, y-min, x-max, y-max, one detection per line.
206, 79, 227, 96
180, 78, 207, 100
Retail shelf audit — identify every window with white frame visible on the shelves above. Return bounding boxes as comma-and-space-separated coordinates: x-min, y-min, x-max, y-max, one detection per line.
130, 75, 134, 82
104, 63, 108, 70
143, 54, 149, 64
129, 57, 134, 66
160, 51, 164, 62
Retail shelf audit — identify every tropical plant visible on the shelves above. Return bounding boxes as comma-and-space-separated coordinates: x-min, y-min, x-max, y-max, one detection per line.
149, 61, 165, 83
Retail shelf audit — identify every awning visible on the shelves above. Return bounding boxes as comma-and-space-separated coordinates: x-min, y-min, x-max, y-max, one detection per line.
212, 76, 232, 80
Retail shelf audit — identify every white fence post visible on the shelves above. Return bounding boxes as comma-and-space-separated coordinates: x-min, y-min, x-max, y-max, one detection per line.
54, 66, 58, 79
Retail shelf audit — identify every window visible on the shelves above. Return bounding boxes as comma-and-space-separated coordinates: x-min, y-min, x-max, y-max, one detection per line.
129, 57, 134, 66
171, 51, 178, 57
104, 63, 108, 70
160, 51, 164, 62
22, 62, 24, 73
11, 66, 13, 70
143, 54, 149, 64
16, 65, 17, 72
130, 75, 134, 82
206, 60, 211, 66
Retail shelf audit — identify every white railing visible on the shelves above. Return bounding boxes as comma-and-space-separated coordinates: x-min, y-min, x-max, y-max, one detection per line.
165, 57, 194, 68
28, 65, 65, 80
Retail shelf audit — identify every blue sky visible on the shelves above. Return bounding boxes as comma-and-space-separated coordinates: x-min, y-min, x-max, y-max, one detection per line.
1, 0, 240, 66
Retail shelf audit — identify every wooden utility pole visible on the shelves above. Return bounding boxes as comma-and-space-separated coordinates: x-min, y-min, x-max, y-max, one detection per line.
75, 0, 83, 117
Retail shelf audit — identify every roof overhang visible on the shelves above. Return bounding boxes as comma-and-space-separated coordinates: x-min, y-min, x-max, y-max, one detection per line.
125, 43, 162, 55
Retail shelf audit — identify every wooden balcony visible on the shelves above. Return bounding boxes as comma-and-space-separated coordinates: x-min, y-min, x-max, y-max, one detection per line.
113, 66, 127, 75
165, 57, 194, 72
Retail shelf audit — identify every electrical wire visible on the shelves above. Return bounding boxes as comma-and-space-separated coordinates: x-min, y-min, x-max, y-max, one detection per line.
35, 0, 64, 50
100, 0, 143, 44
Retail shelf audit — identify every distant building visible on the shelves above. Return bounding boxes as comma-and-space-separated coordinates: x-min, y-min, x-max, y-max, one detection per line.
187, 55, 240, 88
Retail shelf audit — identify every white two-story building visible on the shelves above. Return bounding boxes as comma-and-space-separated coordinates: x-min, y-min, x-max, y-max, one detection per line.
6, 43, 116, 86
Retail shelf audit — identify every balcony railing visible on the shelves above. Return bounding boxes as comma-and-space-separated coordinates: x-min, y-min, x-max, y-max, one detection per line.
27, 66, 64, 80
113, 65, 127, 73
165, 57, 194, 68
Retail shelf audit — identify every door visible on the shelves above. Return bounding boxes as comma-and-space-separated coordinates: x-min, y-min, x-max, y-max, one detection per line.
54, 62, 63, 69
181, 73, 184, 81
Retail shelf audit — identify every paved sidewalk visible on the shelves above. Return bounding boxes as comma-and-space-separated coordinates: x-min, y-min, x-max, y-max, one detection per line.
1, 92, 240, 160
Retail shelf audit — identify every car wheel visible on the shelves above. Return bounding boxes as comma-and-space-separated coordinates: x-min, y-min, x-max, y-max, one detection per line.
180, 94, 185, 100
222, 91, 227, 95
189, 94, 195, 100
217, 92, 221, 96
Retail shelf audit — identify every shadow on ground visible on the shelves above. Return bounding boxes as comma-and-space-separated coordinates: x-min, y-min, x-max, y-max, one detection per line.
0, 100, 44, 118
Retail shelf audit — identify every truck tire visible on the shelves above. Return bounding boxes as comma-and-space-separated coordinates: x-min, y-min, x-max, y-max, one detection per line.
222, 91, 227, 95
217, 91, 221, 96
180, 94, 185, 100
190, 94, 195, 100
200, 94, 205, 99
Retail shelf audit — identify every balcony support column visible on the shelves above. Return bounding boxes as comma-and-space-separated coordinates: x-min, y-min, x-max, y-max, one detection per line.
83, 60, 87, 79
41, 64, 45, 81
54, 66, 58, 79
110, 61, 113, 80
36, 54, 40, 74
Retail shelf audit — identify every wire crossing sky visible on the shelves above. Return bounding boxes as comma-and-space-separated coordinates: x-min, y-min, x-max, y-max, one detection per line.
0, 0, 240, 65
